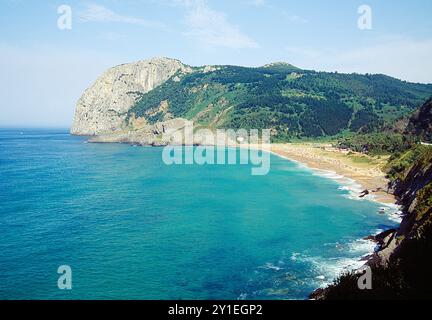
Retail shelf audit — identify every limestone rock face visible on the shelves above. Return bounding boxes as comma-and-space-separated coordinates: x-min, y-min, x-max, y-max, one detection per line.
70, 57, 191, 135
88, 118, 194, 146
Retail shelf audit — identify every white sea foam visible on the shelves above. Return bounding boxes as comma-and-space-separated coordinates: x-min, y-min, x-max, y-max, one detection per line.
290, 236, 380, 287
310, 168, 377, 203
258, 262, 284, 271
290, 252, 367, 287
347, 238, 377, 255
376, 203, 403, 223
273, 151, 404, 223
271, 150, 372, 200
268, 150, 404, 288
269, 150, 310, 171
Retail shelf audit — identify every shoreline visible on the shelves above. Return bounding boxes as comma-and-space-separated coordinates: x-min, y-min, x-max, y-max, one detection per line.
88, 135, 398, 205
244, 142, 403, 292
84, 136, 402, 297
259, 143, 402, 294
84, 129, 396, 206
257, 143, 397, 205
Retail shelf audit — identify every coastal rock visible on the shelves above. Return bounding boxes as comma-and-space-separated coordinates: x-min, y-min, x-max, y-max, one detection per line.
89, 118, 194, 146
312, 142, 432, 299
88, 117, 239, 147
359, 189, 370, 198
70, 57, 192, 136
406, 98, 432, 143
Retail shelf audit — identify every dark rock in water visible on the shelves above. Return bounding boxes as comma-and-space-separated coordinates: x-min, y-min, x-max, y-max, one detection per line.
359, 189, 370, 198
310, 100, 432, 300
363, 229, 396, 250
360, 254, 373, 261
151, 141, 168, 147
373, 229, 397, 248
363, 235, 377, 242
309, 288, 326, 300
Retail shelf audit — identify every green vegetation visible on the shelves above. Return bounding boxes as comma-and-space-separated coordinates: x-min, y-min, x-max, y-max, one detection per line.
126, 62, 432, 300
337, 133, 414, 156
406, 98, 432, 143
415, 183, 432, 223
386, 144, 432, 181
314, 144, 432, 300
316, 213, 432, 300
128, 65, 432, 141
147, 111, 164, 124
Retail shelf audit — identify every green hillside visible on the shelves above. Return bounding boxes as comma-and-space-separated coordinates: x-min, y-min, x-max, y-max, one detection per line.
128, 64, 432, 141
310, 99, 432, 300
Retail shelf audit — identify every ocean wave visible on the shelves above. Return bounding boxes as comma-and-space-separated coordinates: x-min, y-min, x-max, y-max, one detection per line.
290, 252, 367, 287
311, 169, 369, 200
304, 167, 403, 223
241, 234, 387, 299
258, 262, 284, 271
347, 238, 377, 255
374, 204, 403, 223
272, 153, 370, 202
290, 237, 377, 288
270, 151, 310, 171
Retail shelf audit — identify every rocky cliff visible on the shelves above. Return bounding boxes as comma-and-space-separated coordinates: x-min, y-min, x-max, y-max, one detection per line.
71, 57, 432, 141
311, 102, 432, 299
406, 98, 432, 143
70, 57, 192, 135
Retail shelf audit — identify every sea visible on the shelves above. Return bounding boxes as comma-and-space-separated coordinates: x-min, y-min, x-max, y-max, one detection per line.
0, 128, 400, 299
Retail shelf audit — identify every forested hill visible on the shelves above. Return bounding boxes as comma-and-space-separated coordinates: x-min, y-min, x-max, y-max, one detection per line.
129, 62, 432, 140
406, 98, 432, 143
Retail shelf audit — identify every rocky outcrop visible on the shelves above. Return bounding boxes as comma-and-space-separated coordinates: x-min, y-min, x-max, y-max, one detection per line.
311, 144, 432, 299
310, 96, 432, 299
406, 98, 432, 143
70, 57, 192, 136
71, 58, 432, 141
88, 118, 238, 147
88, 118, 194, 146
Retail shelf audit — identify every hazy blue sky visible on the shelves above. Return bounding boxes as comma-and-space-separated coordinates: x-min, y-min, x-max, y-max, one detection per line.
1, 0, 431, 127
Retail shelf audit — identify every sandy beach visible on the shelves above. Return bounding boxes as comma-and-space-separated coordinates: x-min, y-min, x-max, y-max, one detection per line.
253, 142, 396, 204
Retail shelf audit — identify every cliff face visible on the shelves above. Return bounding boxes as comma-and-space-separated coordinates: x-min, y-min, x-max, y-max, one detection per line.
311, 138, 432, 299
70, 57, 192, 135
311, 144, 432, 300
375, 146, 432, 264
70, 57, 432, 141
406, 98, 432, 143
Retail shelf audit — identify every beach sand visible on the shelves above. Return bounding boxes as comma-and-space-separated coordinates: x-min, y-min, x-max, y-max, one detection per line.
251, 142, 396, 204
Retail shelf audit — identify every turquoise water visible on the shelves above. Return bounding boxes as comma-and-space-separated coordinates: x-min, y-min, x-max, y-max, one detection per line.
0, 129, 398, 300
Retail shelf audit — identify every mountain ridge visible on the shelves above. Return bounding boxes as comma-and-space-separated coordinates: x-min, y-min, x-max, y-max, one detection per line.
71, 57, 432, 142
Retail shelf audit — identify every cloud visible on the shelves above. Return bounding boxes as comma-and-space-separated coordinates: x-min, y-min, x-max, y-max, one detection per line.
181, 0, 259, 49
285, 37, 432, 83
78, 4, 166, 29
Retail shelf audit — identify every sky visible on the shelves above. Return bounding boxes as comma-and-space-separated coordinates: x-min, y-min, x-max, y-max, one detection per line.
0, 0, 431, 127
